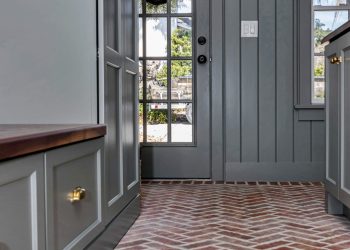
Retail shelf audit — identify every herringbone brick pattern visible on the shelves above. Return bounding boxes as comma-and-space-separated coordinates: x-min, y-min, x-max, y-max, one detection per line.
116, 182, 350, 250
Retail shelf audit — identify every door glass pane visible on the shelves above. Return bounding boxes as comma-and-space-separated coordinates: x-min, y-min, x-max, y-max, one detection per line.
138, 0, 142, 14
139, 60, 143, 99
313, 0, 348, 6
146, 18, 167, 57
314, 11, 349, 35
146, 1, 167, 13
139, 103, 144, 142
171, 60, 192, 100
171, 0, 192, 13
314, 55, 325, 103
171, 103, 192, 142
171, 17, 192, 57
139, 18, 143, 57
147, 103, 168, 142
146, 60, 168, 100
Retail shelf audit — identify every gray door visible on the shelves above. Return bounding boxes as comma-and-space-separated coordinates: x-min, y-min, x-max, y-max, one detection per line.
139, 0, 211, 178
101, 0, 139, 221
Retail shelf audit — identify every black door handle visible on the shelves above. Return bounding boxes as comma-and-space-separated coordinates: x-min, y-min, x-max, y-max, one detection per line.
198, 36, 207, 45
197, 55, 207, 64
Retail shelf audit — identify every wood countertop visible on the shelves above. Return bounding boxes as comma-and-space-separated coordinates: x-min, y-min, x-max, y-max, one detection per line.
322, 20, 350, 44
0, 124, 106, 161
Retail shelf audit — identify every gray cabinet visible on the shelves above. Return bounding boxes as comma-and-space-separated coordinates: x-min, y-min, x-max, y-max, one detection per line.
325, 40, 341, 199
325, 29, 350, 213
0, 138, 105, 250
45, 138, 104, 250
0, 154, 46, 250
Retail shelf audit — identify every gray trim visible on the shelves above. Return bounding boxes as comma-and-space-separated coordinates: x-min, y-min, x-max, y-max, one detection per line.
294, 104, 325, 109
297, 0, 314, 105
298, 109, 325, 121
226, 162, 324, 181
210, 0, 224, 180
224, 0, 241, 164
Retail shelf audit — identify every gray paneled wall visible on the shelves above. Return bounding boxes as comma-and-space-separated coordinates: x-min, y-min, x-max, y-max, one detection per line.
213, 0, 325, 181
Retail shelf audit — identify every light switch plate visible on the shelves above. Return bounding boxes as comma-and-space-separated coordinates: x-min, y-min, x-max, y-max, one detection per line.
241, 21, 258, 38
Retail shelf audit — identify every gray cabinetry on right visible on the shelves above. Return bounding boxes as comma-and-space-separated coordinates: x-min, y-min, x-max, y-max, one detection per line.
325, 25, 350, 214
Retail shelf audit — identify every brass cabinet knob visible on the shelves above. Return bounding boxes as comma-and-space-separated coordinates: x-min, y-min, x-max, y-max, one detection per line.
68, 187, 86, 203
330, 56, 342, 64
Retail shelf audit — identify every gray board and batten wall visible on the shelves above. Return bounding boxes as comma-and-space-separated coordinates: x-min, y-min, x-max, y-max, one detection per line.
210, 0, 325, 181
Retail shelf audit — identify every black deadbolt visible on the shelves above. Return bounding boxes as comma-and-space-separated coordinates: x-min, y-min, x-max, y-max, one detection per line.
197, 55, 207, 64
198, 36, 206, 45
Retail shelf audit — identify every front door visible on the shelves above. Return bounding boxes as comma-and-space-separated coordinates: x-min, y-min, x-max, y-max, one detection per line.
138, 0, 211, 178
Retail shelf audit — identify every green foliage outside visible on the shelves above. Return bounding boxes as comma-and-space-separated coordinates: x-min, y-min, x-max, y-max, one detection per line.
314, 18, 331, 47
313, 18, 331, 79
147, 110, 168, 124
314, 64, 324, 77
144, 0, 184, 14
147, 109, 180, 124
156, 28, 192, 85
139, 104, 144, 124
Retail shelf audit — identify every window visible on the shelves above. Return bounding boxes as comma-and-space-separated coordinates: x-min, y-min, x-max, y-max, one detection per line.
312, 0, 350, 103
138, 0, 194, 144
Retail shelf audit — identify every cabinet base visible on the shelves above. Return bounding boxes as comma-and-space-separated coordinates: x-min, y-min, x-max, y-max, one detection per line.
326, 192, 343, 215
86, 195, 140, 250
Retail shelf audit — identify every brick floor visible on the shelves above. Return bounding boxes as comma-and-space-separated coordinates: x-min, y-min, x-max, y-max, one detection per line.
116, 182, 350, 250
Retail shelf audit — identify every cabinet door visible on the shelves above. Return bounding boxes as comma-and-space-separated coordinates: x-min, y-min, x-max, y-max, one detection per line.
121, 0, 140, 206
339, 33, 350, 208
103, 0, 125, 222
101, 0, 140, 223
45, 138, 104, 250
325, 41, 340, 198
0, 154, 45, 250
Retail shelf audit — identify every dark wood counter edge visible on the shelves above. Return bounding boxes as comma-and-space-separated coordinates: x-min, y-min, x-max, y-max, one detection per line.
0, 125, 106, 161
322, 21, 350, 44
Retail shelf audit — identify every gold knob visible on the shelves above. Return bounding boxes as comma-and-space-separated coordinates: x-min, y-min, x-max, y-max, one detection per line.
330, 56, 342, 64
68, 187, 86, 203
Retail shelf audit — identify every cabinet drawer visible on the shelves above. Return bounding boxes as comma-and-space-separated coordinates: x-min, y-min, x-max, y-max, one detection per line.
46, 138, 104, 250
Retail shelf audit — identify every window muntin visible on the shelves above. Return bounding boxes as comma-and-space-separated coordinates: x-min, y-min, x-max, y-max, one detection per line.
312, 1, 350, 103
139, 0, 194, 144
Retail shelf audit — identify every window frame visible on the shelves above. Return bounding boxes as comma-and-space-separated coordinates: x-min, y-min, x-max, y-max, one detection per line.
311, 0, 350, 104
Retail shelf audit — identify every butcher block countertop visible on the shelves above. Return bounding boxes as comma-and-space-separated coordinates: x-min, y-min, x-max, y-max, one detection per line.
0, 124, 106, 161
322, 20, 350, 44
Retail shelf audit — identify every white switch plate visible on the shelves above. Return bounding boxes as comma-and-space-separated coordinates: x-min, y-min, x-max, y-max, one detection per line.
241, 21, 258, 38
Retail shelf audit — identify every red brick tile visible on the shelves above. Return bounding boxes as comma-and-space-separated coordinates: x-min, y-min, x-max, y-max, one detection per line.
116, 182, 350, 250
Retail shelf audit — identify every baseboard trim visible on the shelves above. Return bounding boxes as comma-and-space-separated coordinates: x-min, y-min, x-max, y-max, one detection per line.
225, 162, 325, 181
86, 194, 140, 250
